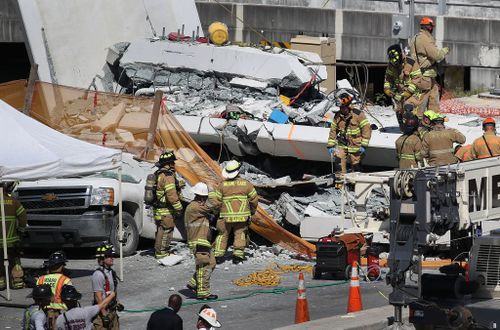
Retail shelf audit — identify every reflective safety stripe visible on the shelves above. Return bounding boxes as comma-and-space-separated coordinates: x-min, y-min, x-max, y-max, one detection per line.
423, 69, 437, 78
189, 239, 211, 248
347, 147, 361, 153
172, 201, 182, 210
16, 206, 25, 216
361, 139, 370, 146
406, 82, 417, 93
409, 69, 422, 78
0, 217, 19, 246
429, 148, 454, 155
400, 154, 417, 160
248, 189, 257, 198
327, 139, 336, 146
384, 82, 391, 88
359, 119, 369, 128
346, 128, 361, 135
222, 195, 249, 201
154, 208, 175, 217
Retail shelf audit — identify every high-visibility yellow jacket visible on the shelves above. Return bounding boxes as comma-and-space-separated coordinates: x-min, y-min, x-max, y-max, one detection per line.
154, 167, 183, 218
210, 178, 258, 223
36, 273, 72, 310
0, 191, 26, 248
471, 131, 500, 159
327, 108, 372, 153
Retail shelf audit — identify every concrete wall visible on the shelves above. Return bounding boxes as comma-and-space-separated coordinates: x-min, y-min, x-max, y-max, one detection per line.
196, 1, 500, 88
0, 0, 24, 42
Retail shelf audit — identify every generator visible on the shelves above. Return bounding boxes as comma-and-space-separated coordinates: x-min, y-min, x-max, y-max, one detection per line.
312, 233, 364, 280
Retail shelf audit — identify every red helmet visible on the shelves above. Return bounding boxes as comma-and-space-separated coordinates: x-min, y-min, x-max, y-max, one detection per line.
483, 117, 496, 126
420, 17, 435, 26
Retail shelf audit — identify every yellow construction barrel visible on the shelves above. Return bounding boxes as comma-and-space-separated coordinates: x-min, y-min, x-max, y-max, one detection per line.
208, 21, 229, 45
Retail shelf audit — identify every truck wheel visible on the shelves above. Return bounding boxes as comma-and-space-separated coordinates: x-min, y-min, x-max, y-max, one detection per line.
111, 213, 139, 257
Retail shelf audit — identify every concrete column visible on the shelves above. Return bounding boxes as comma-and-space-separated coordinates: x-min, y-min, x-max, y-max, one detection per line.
335, 9, 343, 60
235, 4, 244, 42
438, 0, 447, 16
435, 15, 444, 48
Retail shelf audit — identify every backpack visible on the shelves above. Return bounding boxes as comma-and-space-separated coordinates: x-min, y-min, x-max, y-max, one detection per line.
144, 169, 174, 207
22, 305, 48, 330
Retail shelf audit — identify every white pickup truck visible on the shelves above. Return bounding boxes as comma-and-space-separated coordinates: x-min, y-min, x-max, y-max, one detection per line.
14, 153, 186, 256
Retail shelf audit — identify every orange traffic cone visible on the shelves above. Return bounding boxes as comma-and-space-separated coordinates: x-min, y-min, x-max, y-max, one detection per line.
295, 272, 310, 324
347, 261, 363, 313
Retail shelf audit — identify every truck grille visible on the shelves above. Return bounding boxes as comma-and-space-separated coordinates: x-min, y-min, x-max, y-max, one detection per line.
17, 186, 91, 212
476, 244, 500, 287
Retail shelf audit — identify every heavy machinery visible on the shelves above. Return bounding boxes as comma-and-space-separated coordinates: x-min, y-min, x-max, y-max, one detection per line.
386, 157, 500, 329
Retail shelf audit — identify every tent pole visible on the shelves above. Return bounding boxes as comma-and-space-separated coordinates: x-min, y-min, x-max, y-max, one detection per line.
118, 155, 123, 281
1, 187, 11, 301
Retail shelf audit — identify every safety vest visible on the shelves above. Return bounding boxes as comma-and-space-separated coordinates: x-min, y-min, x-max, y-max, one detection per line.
36, 273, 71, 310
0, 195, 25, 247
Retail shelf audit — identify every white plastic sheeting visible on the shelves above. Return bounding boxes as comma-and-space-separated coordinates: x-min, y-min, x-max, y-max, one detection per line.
0, 100, 121, 181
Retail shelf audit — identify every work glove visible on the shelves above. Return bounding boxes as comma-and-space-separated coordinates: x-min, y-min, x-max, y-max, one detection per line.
401, 91, 412, 99
327, 147, 336, 155
442, 47, 450, 56
360, 146, 366, 154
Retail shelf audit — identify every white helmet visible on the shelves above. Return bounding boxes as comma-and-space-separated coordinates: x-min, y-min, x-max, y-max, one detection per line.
199, 308, 221, 328
222, 160, 241, 179
192, 182, 209, 196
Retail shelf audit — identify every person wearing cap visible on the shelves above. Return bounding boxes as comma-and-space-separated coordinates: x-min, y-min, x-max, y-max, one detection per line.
471, 117, 500, 159
197, 306, 221, 329
147, 293, 183, 330
55, 284, 115, 330
421, 112, 466, 166
185, 182, 218, 300
395, 113, 424, 169
211, 160, 259, 264
22, 284, 53, 330
0, 181, 26, 291
409, 16, 449, 113
92, 242, 121, 330
36, 251, 73, 328
327, 91, 372, 174
154, 151, 183, 259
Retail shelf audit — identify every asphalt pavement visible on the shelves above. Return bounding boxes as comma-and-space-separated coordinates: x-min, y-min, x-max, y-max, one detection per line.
0, 245, 391, 330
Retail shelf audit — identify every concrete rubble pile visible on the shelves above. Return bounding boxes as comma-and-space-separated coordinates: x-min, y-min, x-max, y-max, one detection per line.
106, 40, 332, 125
237, 161, 389, 230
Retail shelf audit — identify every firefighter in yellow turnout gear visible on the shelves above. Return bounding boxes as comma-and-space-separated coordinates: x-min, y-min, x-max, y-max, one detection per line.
384, 44, 406, 128
0, 183, 26, 291
154, 151, 183, 259
327, 92, 372, 174
185, 182, 218, 300
395, 113, 424, 169
409, 17, 449, 113
211, 161, 259, 264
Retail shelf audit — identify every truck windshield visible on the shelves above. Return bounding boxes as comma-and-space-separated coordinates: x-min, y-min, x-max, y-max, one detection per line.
93, 171, 140, 184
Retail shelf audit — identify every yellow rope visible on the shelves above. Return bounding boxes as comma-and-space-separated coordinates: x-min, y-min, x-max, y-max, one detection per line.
232, 263, 313, 287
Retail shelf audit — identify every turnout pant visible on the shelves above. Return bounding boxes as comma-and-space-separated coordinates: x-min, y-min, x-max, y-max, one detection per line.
335, 148, 362, 174
0, 247, 23, 289
188, 248, 216, 298
154, 213, 175, 257
214, 220, 248, 259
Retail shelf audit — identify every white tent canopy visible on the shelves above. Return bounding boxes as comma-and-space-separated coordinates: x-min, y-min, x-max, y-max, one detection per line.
0, 100, 122, 301
0, 100, 121, 180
